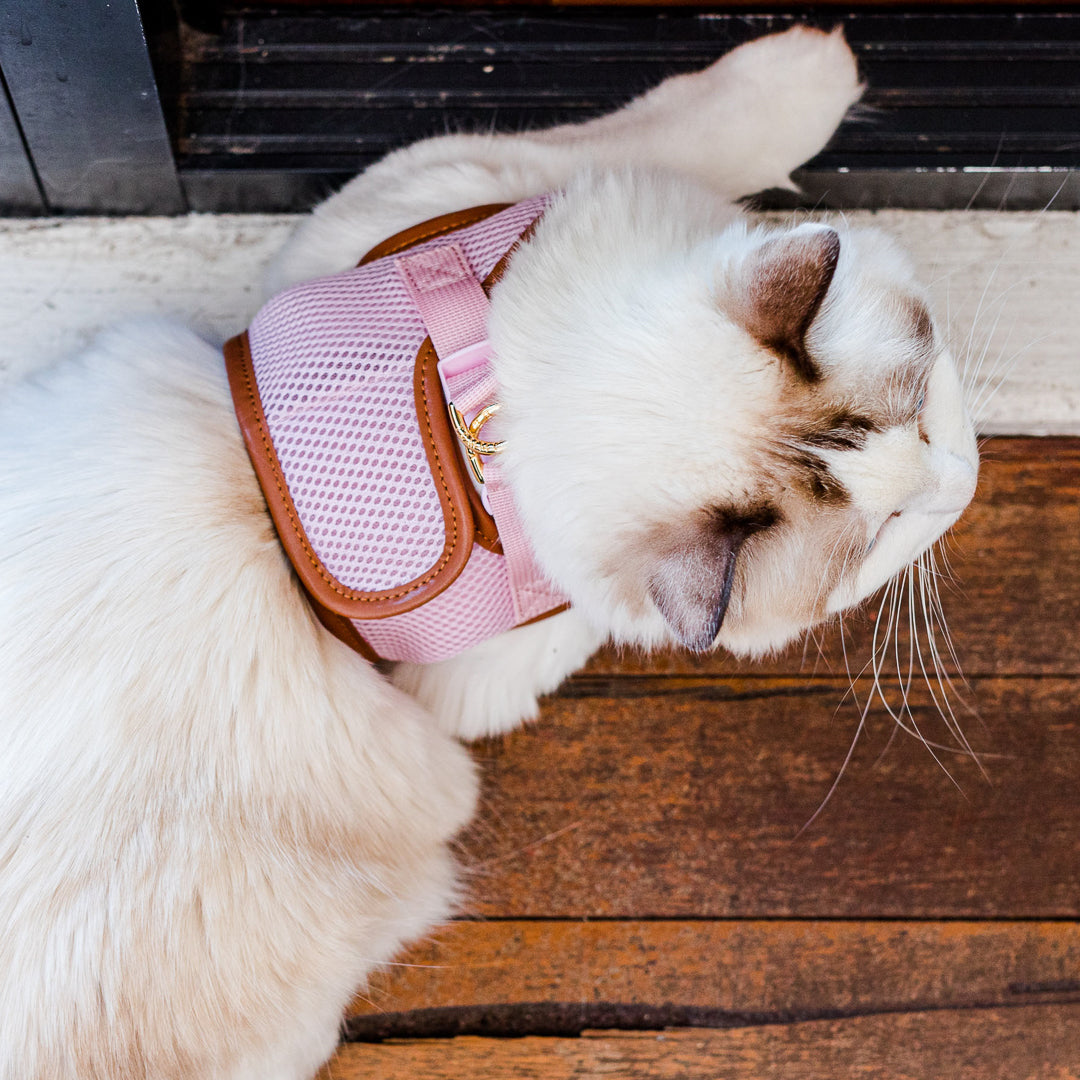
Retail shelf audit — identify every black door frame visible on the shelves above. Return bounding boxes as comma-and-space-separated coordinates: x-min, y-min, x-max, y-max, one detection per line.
0, 0, 183, 214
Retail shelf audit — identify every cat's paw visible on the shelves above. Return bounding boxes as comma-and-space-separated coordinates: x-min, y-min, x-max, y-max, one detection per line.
722, 25, 863, 152
391, 610, 604, 740
619, 25, 862, 196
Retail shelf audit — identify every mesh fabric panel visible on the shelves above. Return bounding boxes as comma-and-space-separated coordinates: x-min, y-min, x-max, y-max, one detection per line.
354, 546, 516, 663
246, 197, 547, 595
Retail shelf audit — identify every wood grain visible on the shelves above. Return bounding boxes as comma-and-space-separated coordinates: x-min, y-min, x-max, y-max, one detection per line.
325, 436, 1080, 1065
7, 202, 1080, 433
350, 920, 1080, 1021
458, 677, 1080, 917
580, 437, 1080, 679
320, 1006, 1080, 1080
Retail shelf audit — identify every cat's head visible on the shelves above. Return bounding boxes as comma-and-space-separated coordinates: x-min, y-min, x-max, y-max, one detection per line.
490, 172, 978, 656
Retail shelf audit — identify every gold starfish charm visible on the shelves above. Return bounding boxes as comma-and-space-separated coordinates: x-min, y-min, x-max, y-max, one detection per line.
448, 401, 505, 485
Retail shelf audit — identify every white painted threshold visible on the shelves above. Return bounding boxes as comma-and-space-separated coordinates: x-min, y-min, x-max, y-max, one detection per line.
0, 211, 1075, 436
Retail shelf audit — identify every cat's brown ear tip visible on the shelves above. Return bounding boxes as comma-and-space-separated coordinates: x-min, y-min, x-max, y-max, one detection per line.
731, 225, 841, 384
648, 505, 779, 652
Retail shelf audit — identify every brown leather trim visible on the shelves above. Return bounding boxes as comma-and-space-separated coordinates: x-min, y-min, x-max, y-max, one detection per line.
518, 602, 571, 629
414, 339, 503, 553
357, 204, 512, 267
364, 204, 520, 554
308, 595, 382, 663
225, 330, 473, 619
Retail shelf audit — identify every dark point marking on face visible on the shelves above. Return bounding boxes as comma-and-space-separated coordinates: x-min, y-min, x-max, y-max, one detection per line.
803, 412, 880, 451
709, 502, 781, 538
647, 502, 780, 651
902, 295, 935, 354
794, 452, 849, 505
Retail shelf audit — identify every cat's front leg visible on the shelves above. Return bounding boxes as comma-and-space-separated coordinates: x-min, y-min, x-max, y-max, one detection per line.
392, 609, 605, 740
555, 24, 863, 198
266, 25, 861, 294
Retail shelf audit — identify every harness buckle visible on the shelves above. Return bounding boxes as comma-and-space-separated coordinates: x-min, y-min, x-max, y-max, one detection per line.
448, 401, 504, 485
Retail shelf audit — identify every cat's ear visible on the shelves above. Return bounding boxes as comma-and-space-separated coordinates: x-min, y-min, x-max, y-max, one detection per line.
648, 507, 777, 652
730, 225, 840, 382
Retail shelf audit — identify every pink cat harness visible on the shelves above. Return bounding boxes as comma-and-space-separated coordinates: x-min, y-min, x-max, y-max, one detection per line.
225, 197, 567, 664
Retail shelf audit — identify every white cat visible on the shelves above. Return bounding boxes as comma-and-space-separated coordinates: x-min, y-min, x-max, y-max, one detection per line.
0, 26, 976, 1080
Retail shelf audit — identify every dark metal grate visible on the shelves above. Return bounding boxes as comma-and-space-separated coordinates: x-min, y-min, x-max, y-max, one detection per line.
178, 8, 1080, 211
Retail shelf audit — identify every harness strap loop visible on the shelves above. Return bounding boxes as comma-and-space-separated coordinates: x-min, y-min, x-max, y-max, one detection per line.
396, 243, 566, 627
397, 243, 490, 360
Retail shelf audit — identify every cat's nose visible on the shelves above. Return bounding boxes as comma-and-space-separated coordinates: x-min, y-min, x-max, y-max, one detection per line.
908, 449, 978, 516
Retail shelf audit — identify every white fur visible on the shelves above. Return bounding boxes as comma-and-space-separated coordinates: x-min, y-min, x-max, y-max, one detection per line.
0, 322, 477, 1079
0, 26, 955, 1080
483, 175, 977, 662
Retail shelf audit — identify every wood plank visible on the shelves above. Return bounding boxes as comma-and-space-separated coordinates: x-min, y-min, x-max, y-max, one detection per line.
459, 678, 1080, 917
320, 1005, 1080, 1080
3, 206, 1079, 435
0, 215, 295, 389
580, 437, 1080, 679
349, 920, 1080, 1022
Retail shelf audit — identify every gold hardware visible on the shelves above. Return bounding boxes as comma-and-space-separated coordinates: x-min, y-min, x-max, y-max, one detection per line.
448, 401, 505, 485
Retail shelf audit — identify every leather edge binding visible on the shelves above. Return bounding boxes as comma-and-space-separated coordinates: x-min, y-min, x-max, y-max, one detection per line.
307, 597, 382, 663
415, 338, 503, 554
403, 206, 550, 556
224, 330, 473, 619
358, 204, 513, 267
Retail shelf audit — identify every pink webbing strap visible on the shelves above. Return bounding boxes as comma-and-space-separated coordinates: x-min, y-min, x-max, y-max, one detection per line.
397, 242, 566, 625
396, 244, 491, 359
483, 466, 566, 623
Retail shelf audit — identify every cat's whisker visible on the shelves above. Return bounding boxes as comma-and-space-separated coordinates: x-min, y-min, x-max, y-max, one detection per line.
466, 820, 586, 871
871, 564, 946, 759
874, 569, 920, 735
957, 250, 1011, 390
865, 574, 904, 725
964, 320, 1023, 406
805, 536, 983, 818
873, 711, 968, 758
797, 692, 872, 837
837, 612, 859, 710
901, 562, 965, 791
905, 554, 980, 768
960, 295, 1013, 399
824, 522, 882, 716
919, 558, 986, 776
933, 533, 958, 586
921, 554, 982, 738
970, 334, 1050, 423
874, 565, 973, 761
344, 991, 385, 1013
924, 545, 967, 678
800, 620, 829, 676
894, 564, 916, 722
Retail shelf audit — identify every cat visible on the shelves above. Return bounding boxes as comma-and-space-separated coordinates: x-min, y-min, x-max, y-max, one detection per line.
0, 25, 977, 1080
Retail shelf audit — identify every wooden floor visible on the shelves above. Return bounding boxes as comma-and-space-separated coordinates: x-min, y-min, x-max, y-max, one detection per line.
315, 436, 1080, 1077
